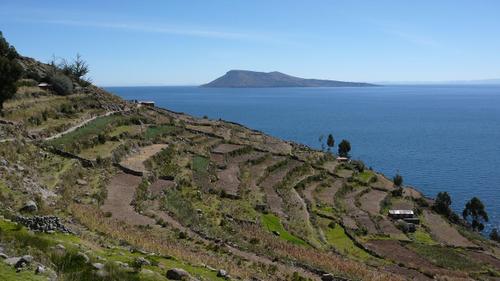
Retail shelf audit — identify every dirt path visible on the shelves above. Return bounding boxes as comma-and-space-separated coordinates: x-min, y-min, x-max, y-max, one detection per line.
119, 144, 167, 173
44, 111, 118, 141
422, 210, 476, 248
101, 173, 155, 226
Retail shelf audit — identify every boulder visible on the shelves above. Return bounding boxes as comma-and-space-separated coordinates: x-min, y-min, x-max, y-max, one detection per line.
166, 268, 190, 280
20, 200, 38, 212
76, 179, 88, 186
92, 263, 105, 270
35, 265, 45, 274
76, 252, 90, 264
217, 269, 228, 278
0, 253, 7, 259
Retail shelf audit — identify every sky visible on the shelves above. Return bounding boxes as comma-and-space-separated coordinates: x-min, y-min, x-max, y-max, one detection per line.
1, 0, 500, 86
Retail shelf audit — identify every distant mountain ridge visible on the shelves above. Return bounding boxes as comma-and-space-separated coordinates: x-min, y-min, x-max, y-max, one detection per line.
202, 70, 376, 88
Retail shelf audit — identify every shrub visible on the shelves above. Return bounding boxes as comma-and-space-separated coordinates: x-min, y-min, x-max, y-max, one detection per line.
490, 228, 500, 242
49, 72, 73, 95
0, 32, 22, 109
393, 173, 403, 187
391, 187, 403, 197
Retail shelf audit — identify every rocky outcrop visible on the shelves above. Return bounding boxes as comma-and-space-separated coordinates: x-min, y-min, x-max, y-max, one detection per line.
166, 268, 191, 280
14, 216, 72, 233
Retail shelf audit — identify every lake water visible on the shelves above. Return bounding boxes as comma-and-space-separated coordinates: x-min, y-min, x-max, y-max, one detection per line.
107, 85, 500, 231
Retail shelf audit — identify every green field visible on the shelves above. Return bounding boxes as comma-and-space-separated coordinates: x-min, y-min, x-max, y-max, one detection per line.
78, 141, 122, 159
324, 223, 372, 260
49, 114, 123, 147
143, 125, 177, 140
192, 155, 209, 173
261, 214, 307, 246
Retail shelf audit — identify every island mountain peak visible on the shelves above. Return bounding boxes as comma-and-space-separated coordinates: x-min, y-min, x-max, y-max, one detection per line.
202, 70, 376, 88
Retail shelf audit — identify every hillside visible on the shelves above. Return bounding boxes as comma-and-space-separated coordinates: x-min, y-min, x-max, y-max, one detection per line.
0, 45, 500, 281
202, 70, 376, 88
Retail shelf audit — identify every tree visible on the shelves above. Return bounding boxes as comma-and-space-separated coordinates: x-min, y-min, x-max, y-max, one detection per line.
490, 228, 500, 242
433, 192, 452, 216
326, 134, 335, 153
338, 139, 351, 157
393, 173, 403, 187
0, 32, 22, 110
70, 53, 89, 79
463, 197, 488, 231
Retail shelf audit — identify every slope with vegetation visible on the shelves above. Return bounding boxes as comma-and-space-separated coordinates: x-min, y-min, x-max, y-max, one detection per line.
1, 32, 500, 281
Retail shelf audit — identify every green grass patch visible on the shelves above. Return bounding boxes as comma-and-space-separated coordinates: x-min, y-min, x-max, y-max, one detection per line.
0, 262, 46, 281
78, 141, 122, 159
192, 155, 209, 173
409, 229, 437, 245
324, 223, 373, 260
356, 171, 375, 183
143, 125, 177, 140
49, 114, 123, 147
407, 243, 482, 271
261, 214, 307, 246
110, 125, 140, 137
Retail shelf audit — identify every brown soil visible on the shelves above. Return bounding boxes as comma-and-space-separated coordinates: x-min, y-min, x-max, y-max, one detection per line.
336, 169, 353, 178
371, 174, 395, 191
315, 179, 343, 205
359, 189, 387, 215
149, 179, 175, 197
212, 143, 243, 154
383, 265, 433, 281
466, 250, 500, 270
101, 173, 155, 226
364, 240, 465, 279
422, 210, 476, 248
260, 160, 301, 217
216, 163, 240, 197
119, 144, 167, 173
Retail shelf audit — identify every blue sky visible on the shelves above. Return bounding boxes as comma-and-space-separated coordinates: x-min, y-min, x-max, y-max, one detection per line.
1, 0, 500, 86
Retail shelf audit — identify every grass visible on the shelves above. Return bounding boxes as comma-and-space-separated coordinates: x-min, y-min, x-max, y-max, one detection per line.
49, 114, 123, 147
110, 125, 140, 137
356, 171, 375, 183
143, 125, 177, 140
406, 243, 482, 271
78, 141, 122, 159
261, 214, 307, 246
0, 262, 46, 281
409, 228, 437, 245
192, 155, 209, 173
324, 223, 373, 261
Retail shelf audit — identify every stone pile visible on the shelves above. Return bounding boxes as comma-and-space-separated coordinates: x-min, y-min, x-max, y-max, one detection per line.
14, 216, 72, 233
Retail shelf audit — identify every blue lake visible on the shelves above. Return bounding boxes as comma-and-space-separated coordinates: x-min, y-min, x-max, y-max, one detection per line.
107, 85, 500, 231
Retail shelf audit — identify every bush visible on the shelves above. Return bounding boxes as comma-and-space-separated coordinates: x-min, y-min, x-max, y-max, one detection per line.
490, 228, 500, 242
393, 173, 403, 187
0, 32, 22, 109
49, 72, 73, 95
391, 187, 403, 197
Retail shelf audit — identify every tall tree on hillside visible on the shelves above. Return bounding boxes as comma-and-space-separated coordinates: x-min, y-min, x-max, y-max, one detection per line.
0, 32, 22, 110
433, 191, 452, 216
463, 197, 489, 231
326, 134, 335, 153
490, 228, 500, 242
338, 139, 351, 157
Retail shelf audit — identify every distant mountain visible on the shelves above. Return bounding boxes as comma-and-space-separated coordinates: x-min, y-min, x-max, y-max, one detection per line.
202, 70, 376, 88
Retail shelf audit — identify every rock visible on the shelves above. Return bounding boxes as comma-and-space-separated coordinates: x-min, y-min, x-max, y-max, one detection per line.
35, 265, 45, 274
76, 179, 88, 186
166, 268, 190, 280
13, 215, 72, 233
20, 200, 38, 212
76, 252, 90, 264
55, 244, 65, 250
14, 255, 33, 269
4, 257, 21, 266
15, 164, 25, 171
0, 159, 7, 166
217, 269, 228, 278
0, 253, 7, 259
272, 230, 280, 236
92, 263, 105, 270
115, 261, 128, 268
136, 257, 151, 266
321, 273, 350, 281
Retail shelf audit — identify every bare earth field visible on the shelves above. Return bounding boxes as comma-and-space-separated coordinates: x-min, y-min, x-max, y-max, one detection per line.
101, 173, 155, 226
119, 144, 167, 173
422, 210, 476, 248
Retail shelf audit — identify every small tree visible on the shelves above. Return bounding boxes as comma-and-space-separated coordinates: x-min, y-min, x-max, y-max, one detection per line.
490, 228, 500, 242
433, 192, 452, 216
0, 32, 22, 110
338, 139, 351, 157
393, 173, 403, 187
463, 197, 488, 231
326, 134, 335, 153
